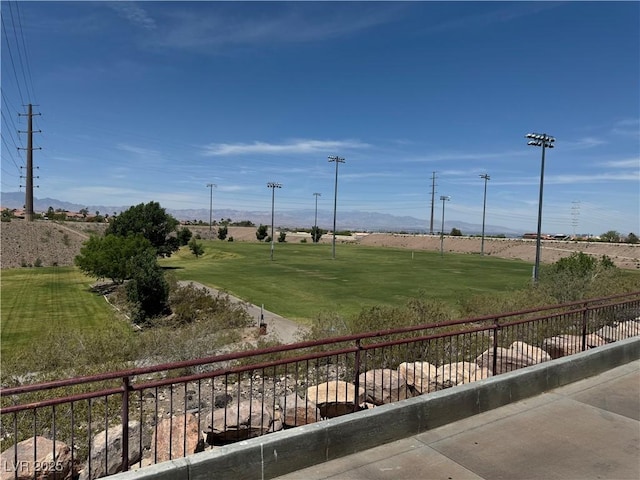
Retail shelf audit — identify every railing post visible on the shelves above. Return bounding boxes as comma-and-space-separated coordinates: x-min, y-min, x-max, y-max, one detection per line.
121, 376, 131, 472
353, 338, 362, 412
492, 320, 500, 375
581, 303, 589, 352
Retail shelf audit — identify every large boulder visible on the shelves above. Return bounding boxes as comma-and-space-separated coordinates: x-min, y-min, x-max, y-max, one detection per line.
306, 381, 365, 418
542, 334, 606, 359
398, 362, 438, 394
596, 320, 640, 342
278, 393, 321, 427
79, 421, 141, 480
204, 400, 276, 444
434, 361, 490, 387
0, 436, 79, 480
358, 369, 413, 405
477, 341, 550, 375
150, 413, 203, 463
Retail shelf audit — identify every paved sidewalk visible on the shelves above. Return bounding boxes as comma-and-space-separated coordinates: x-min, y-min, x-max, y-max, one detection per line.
276, 359, 640, 480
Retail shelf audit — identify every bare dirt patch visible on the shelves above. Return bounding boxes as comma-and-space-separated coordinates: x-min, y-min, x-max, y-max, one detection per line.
2, 221, 638, 270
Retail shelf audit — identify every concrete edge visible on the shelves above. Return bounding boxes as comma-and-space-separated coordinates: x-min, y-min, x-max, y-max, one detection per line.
112, 336, 640, 480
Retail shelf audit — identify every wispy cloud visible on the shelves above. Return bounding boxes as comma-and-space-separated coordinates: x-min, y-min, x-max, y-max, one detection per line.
116, 143, 163, 159
108, 2, 156, 30
561, 137, 607, 150
602, 158, 640, 169
201, 139, 371, 156
142, 3, 406, 51
611, 118, 640, 138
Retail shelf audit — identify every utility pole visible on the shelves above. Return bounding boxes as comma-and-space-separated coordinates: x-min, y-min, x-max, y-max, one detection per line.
429, 171, 437, 235
479, 174, 490, 256
267, 182, 282, 261
328, 155, 345, 259
18, 104, 41, 221
571, 201, 580, 238
313, 192, 321, 243
206, 183, 216, 231
440, 195, 450, 256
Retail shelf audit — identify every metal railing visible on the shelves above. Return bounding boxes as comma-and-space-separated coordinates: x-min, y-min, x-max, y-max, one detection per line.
1, 291, 639, 478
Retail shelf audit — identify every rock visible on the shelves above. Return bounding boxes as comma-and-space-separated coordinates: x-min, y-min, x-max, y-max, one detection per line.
205, 400, 274, 444
150, 413, 202, 463
596, 320, 640, 342
509, 341, 551, 365
278, 393, 321, 427
542, 334, 606, 359
306, 381, 365, 418
358, 369, 413, 405
0, 436, 79, 480
476, 346, 531, 375
398, 361, 438, 394
435, 362, 490, 387
79, 421, 141, 480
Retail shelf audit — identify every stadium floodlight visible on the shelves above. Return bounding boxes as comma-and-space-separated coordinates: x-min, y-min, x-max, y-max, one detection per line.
440, 195, 450, 257
525, 132, 555, 283
328, 155, 345, 259
267, 182, 282, 261
479, 174, 490, 256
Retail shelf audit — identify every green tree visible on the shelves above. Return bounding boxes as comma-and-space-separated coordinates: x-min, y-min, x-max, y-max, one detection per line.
177, 226, 193, 246
626, 232, 638, 244
600, 230, 621, 243
126, 249, 169, 324
217, 225, 228, 241
106, 201, 180, 257
278, 231, 287, 243
538, 252, 616, 303
75, 234, 154, 284
450, 228, 462, 236
310, 226, 324, 243
188, 238, 204, 257
256, 224, 268, 241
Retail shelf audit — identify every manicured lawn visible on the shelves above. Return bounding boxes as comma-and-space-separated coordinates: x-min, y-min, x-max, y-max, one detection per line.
160, 241, 534, 322
0, 267, 117, 358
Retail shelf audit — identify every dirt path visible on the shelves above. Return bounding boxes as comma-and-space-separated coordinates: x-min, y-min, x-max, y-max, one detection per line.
179, 281, 309, 344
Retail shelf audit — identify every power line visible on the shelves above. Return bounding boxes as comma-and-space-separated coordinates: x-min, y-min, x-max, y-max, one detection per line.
13, 1, 37, 104
1, 14, 25, 105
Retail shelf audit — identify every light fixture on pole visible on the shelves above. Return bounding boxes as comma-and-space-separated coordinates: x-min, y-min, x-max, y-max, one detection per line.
479, 174, 490, 256
267, 182, 282, 261
313, 192, 321, 243
440, 195, 450, 257
526, 132, 555, 283
328, 155, 345, 259
206, 183, 216, 231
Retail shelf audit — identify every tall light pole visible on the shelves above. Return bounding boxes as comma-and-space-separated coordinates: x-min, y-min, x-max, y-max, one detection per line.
313, 192, 321, 243
267, 182, 282, 261
440, 195, 450, 257
328, 155, 345, 259
479, 174, 490, 256
526, 132, 555, 283
206, 183, 216, 231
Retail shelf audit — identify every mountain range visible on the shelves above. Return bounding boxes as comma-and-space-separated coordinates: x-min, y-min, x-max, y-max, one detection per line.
0, 191, 525, 236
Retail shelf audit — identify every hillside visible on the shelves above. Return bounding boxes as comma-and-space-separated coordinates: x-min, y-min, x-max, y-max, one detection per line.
1, 220, 639, 270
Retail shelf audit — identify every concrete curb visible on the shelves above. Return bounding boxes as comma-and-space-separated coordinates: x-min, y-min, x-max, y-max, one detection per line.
112, 336, 640, 480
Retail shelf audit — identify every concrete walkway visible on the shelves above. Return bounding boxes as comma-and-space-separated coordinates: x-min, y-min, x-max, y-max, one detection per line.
179, 281, 309, 344
276, 359, 640, 480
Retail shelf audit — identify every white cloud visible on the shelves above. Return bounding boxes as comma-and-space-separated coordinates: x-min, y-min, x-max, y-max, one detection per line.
108, 2, 156, 30
602, 158, 640, 169
201, 139, 371, 156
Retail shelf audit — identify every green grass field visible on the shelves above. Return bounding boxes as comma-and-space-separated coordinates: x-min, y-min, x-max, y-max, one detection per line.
159, 241, 534, 322
0, 267, 117, 358
0, 243, 534, 361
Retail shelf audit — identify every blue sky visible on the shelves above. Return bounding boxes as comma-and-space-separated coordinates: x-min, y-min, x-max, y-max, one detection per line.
1, 1, 638, 235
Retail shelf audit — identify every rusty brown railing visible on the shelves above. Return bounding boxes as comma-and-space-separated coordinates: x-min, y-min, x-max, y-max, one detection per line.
1, 291, 639, 478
